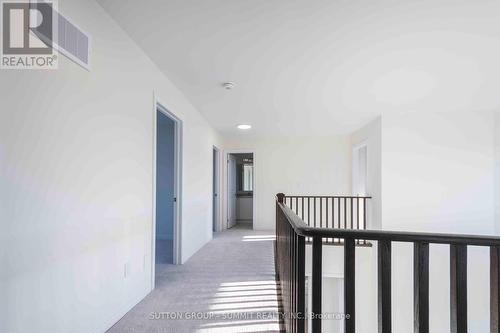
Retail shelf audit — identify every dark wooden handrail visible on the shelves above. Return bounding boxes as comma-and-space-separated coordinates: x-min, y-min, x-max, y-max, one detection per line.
275, 192, 500, 333
280, 201, 500, 245
286, 195, 373, 198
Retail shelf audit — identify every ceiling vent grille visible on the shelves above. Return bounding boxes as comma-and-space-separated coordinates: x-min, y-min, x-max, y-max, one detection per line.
32, 5, 91, 70
54, 11, 90, 70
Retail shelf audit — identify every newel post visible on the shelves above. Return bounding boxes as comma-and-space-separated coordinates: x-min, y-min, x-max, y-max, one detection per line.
276, 193, 285, 234
275, 193, 285, 280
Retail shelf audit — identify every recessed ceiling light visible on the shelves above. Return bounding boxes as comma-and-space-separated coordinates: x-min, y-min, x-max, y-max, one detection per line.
237, 124, 252, 130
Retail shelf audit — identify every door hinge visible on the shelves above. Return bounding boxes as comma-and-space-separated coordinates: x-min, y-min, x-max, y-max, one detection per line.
173, 197, 177, 202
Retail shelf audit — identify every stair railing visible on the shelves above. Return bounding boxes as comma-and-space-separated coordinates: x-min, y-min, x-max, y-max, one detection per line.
275, 192, 500, 333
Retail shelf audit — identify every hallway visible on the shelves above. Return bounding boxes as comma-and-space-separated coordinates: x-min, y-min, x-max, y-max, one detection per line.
107, 225, 282, 333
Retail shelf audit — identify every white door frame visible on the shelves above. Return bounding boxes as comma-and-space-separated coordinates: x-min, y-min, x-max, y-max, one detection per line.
223, 149, 256, 230
352, 140, 371, 230
227, 154, 237, 229
352, 140, 368, 195
212, 146, 221, 232
151, 93, 183, 290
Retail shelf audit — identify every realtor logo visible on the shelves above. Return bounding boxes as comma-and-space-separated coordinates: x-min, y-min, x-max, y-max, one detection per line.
1, 1, 58, 69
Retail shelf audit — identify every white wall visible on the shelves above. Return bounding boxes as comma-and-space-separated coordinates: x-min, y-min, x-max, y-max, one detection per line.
305, 245, 376, 333
236, 197, 253, 220
381, 111, 494, 233
350, 117, 382, 229
222, 136, 352, 230
0, 0, 221, 332
380, 111, 494, 332
320, 277, 343, 333
495, 111, 500, 234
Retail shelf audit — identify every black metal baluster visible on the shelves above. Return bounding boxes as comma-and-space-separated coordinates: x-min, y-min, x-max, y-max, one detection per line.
297, 235, 305, 333
290, 231, 297, 333
345, 238, 355, 333
350, 198, 354, 243
491, 246, 500, 333
307, 197, 310, 227
337, 197, 340, 230
344, 197, 347, 230
363, 198, 367, 244
320, 197, 323, 229
378, 240, 391, 333
312, 236, 322, 333
356, 198, 359, 230
332, 197, 335, 228
301, 197, 304, 221
326, 197, 329, 242
314, 197, 317, 228
330, 197, 333, 243
414, 242, 429, 333
289, 224, 292, 332
450, 244, 467, 333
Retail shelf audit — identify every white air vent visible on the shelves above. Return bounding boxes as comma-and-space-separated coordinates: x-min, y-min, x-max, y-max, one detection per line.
32, 5, 91, 70
54, 11, 90, 70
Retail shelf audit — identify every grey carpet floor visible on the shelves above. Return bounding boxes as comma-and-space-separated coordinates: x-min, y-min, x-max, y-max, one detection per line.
107, 224, 283, 333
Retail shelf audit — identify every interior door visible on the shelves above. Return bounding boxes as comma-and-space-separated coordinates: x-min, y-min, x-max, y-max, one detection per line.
227, 155, 237, 228
212, 148, 219, 232
156, 110, 175, 264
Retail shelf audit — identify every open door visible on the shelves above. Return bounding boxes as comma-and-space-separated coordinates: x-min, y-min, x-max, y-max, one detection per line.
155, 110, 175, 264
227, 155, 237, 228
213, 147, 220, 232
152, 100, 182, 289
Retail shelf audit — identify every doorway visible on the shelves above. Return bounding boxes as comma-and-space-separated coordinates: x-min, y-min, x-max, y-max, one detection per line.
156, 110, 175, 264
153, 102, 182, 286
352, 143, 367, 195
226, 152, 254, 229
213, 147, 220, 232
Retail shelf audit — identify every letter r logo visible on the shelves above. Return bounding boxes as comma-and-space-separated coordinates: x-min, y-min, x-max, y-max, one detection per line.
2, 2, 53, 55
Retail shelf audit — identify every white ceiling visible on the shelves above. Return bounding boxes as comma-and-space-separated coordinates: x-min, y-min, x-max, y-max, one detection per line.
97, 0, 500, 136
